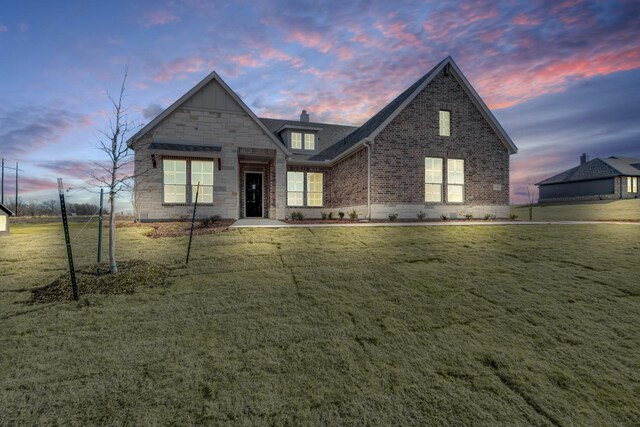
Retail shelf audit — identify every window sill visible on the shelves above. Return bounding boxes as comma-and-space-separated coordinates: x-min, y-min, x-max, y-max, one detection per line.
162, 203, 215, 207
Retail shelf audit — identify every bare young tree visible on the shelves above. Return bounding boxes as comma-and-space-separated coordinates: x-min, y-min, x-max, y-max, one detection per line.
525, 181, 538, 220
91, 67, 136, 274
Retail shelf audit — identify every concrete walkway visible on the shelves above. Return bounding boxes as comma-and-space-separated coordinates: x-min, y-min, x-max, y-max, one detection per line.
230, 219, 640, 228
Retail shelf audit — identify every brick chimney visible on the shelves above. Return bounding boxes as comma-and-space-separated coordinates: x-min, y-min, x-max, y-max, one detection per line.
300, 110, 309, 122
580, 153, 588, 165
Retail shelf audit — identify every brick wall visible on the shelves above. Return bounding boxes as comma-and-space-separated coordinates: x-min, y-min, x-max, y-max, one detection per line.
370, 69, 511, 215
539, 176, 640, 203
331, 147, 368, 208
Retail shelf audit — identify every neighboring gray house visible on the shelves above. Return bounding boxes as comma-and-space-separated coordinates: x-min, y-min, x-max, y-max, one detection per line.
0, 203, 13, 236
537, 154, 640, 203
130, 56, 517, 221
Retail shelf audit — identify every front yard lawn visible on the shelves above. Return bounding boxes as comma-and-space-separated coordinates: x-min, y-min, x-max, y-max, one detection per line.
1, 222, 639, 424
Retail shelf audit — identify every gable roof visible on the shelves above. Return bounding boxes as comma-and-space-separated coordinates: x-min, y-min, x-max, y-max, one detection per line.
127, 72, 290, 155
536, 156, 640, 186
0, 203, 14, 216
310, 56, 517, 161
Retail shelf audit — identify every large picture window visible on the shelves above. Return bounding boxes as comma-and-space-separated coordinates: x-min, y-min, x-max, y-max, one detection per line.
287, 172, 304, 206
163, 159, 187, 203
447, 159, 464, 202
425, 157, 443, 202
191, 160, 214, 203
287, 171, 323, 207
163, 159, 214, 204
307, 173, 323, 206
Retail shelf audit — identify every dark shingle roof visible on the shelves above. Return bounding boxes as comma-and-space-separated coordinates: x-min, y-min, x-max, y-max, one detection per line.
537, 156, 640, 186
259, 118, 358, 160
0, 203, 14, 216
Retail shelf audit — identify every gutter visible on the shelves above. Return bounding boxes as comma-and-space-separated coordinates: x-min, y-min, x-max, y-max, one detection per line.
363, 138, 373, 219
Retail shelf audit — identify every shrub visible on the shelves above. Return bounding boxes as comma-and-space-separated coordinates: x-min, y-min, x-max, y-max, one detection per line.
338, 211, 345, 220
509, 213, 518, 220
464, 213, 473, 220
200, 215, 221, 227
321, 212, 328, 220
349, 210, 358, 220
327, 212, 333, 220
290, 211, 304, 220
417, 211, 426, 220
484, 214, 491, 220
440, 214, 448, 221
388, 213, 398, 222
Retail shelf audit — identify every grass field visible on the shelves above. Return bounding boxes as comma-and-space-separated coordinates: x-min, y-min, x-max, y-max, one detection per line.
1, 222, 639, 425
511, 198, 640, 221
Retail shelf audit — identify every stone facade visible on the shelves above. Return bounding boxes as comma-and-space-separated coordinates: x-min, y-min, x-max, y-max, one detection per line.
369, 69, 510, 219
134, 102, 286, 221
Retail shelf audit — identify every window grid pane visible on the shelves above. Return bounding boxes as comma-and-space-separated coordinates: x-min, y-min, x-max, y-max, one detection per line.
448, 185, 464, 203
291, 133, 302, 149
287, 172, 304, 206
163, 160, 187, 203
304, 134, 315, 150
439, 110, 450, 136
307, 173, 323, 206
191, 160, 214, 203
425, 157, 443, 202
425, 184, 442, 202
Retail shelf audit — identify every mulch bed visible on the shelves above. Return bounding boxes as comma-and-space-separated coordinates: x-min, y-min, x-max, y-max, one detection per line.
118, 220, 234, 238
26, 260, 169, 305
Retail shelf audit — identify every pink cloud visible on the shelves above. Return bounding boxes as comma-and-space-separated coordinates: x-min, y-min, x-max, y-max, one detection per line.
512, 14, 541, 26
0, 24, 7, 32
478, 47, 640, 109
143, 10, 180, 28
154, 56, 206, 82
286, 30, 333, 53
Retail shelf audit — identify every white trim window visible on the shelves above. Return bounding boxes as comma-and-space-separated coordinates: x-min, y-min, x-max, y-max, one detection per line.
447, 159, 464, 202
191, 160, 214, 203
287, 172, 304, 206
628, 176, 638, 193
291, 132, 302, 150
307, 173, 323, 206
163, 159, 187, 203
304, 133, 315, 150
0, 215, 6, 232
424, 157, 443, 202
439, 110, 451, 136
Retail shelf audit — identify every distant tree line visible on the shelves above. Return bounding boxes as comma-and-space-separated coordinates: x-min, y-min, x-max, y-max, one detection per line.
2, 198, 107, 217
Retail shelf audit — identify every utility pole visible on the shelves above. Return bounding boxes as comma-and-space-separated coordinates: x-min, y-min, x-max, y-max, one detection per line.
15, 162, 18, 216
1, 158, 4, 204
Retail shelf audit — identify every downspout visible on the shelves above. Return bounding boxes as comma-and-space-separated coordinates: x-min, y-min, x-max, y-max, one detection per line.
363, 138, 373, 220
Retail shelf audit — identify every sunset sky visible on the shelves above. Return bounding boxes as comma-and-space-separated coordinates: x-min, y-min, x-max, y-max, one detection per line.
1, 0, 639, 207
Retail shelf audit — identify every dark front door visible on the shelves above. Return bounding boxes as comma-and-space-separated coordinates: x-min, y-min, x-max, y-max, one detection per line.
245, 173, 263, 217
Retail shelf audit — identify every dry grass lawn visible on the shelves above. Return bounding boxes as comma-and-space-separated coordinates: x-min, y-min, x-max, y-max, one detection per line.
1, 221, 639, 425
511, 198, 640, 221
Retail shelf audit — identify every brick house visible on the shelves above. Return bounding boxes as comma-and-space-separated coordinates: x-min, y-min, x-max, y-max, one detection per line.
130, 56, 517, 221
537, 154, 640, 203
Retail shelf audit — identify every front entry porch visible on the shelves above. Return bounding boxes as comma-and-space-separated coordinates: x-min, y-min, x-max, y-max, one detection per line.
238, 147, 277, 219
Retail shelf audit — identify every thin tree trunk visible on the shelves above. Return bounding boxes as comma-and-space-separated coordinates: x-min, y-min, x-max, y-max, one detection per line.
109, 192, 117, 274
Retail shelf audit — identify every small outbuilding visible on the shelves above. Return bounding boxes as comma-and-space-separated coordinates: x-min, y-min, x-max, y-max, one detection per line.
537, 154, 640, 203
0, 203, 14, 236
